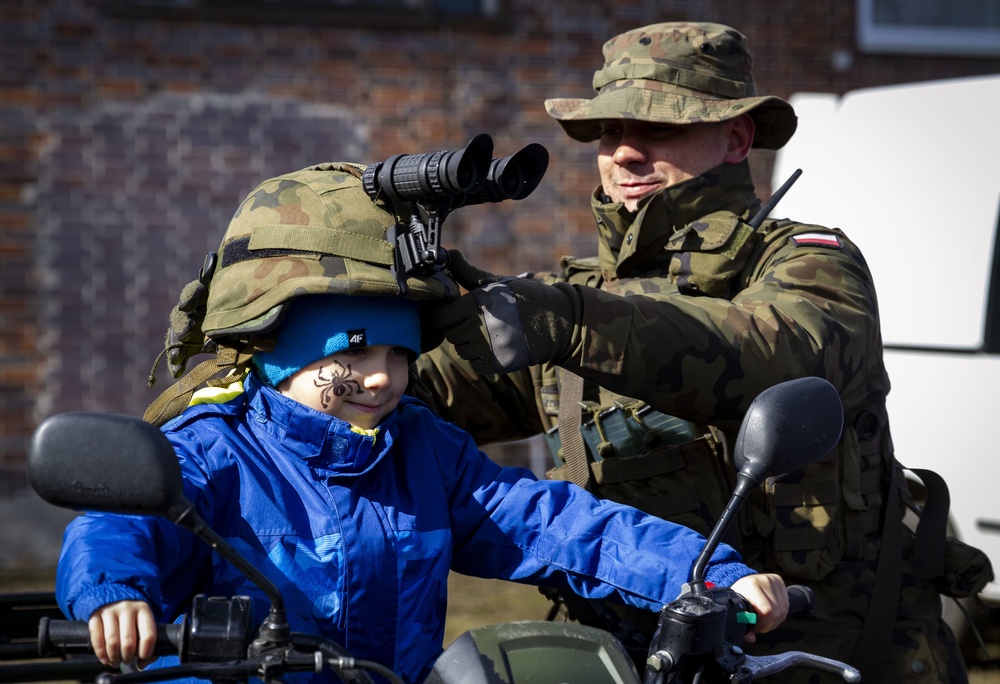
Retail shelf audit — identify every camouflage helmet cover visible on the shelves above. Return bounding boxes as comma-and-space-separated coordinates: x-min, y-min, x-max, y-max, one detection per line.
545, 22, 798, 150
203, 163, 458, 343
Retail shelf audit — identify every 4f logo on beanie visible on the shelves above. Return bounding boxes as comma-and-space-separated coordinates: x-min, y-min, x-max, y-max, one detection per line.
348, 329, 367, 348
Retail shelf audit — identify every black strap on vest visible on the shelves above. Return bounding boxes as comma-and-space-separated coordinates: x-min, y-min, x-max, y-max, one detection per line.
852, 462, 903, 682
909, 468, 949, 581
852, 463, 952, 681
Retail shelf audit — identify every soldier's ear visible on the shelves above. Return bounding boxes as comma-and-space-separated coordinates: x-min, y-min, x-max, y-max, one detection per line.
723, 114, 755, 164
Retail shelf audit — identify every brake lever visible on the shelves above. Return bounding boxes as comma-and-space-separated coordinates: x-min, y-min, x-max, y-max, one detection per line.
739, 651, 861, 682
95, 662, 262, 684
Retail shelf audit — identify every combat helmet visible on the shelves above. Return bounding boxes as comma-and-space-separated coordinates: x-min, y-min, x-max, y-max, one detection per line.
145, 162, 459, 426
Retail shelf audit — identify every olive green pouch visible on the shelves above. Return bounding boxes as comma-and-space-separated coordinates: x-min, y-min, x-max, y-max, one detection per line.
935, 536, 994, 599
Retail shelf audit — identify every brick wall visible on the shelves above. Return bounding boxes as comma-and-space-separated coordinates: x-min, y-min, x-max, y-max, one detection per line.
2, 0, 999, 495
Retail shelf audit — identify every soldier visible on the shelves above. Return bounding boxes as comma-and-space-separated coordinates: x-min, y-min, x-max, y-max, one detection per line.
56, 163, 788, 683
412, 21, 975, 683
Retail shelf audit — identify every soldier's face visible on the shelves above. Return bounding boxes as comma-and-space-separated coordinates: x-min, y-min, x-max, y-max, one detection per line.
597, 116, 754, 211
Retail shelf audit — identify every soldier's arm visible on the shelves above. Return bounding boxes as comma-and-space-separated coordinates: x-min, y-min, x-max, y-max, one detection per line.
411, 343, 545, 444
561, 231, 881, 431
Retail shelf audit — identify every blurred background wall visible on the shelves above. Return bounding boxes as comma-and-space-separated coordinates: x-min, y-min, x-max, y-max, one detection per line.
3, 0, 1000, 571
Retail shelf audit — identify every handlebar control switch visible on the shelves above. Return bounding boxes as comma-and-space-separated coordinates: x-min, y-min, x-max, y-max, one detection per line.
651, 594, 727, 662
184, 594, 254, 662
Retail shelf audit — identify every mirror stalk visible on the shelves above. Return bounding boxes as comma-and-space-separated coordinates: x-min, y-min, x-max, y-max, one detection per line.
687, 377, 844, 592
688, 476, 755, 590
172, 503, 290, 646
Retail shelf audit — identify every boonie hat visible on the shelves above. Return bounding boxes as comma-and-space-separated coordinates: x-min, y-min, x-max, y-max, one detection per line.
545, 22, 797, 150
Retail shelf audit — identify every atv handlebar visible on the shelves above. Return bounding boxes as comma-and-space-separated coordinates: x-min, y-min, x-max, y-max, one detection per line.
38, 618, 184, 659
35, 585, 826, 684
787, 584, 815, 619
36, 613, 401, 684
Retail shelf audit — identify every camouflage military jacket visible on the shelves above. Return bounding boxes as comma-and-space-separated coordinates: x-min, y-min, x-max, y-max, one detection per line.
413, 160, 891, 581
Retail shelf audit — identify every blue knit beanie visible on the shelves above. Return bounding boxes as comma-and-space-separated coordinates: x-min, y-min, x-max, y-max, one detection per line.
252, 295, 421, 386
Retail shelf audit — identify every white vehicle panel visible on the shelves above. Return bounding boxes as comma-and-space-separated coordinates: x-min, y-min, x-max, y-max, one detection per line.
773, 77, 1000, 350
773, 76, 1000, 599
883, 349, 1000, 597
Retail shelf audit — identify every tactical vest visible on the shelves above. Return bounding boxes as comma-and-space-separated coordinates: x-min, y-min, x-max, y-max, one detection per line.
536, 173, 991, 680
540, 221, 889, 583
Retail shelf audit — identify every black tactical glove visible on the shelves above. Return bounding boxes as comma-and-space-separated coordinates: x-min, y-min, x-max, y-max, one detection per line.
431, 250, 579, 375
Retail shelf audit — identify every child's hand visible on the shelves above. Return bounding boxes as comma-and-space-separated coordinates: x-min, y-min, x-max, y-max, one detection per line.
88, 600, 157, 668
730, 573, 789, 642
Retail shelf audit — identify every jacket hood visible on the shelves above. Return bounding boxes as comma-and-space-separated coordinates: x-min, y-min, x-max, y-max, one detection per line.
592, 160, 761, 280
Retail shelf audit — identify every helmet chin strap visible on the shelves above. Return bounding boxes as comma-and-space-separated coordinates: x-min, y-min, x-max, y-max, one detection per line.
144, 344, 256, 427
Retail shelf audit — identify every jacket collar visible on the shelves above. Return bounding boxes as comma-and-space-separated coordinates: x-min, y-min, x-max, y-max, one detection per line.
591, 160, 761, 279
245, 373, 397, 477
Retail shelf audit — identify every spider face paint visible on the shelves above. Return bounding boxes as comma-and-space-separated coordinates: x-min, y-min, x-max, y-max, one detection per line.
277, 345, 409, 430
314, 361, 364, 409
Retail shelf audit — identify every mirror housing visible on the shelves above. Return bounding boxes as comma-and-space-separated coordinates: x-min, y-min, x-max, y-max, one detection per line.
28, 412, 188, 519
733, 376, 845, 487
27, 411, 290, 635
688, 376, 844, 586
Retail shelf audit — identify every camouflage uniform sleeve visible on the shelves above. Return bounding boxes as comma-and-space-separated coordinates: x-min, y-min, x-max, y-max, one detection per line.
411, 342, 545, 444
562, 223, 884, 432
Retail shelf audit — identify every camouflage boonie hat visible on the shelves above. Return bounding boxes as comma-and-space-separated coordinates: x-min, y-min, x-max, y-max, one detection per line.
203, 162, 458, 343
545, 22, 797, 150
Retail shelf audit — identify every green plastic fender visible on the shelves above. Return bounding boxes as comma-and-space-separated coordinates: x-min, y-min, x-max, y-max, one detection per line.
425, 620, 640, 684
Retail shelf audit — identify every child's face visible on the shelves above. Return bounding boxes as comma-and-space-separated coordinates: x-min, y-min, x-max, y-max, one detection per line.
277, 345, 410, 430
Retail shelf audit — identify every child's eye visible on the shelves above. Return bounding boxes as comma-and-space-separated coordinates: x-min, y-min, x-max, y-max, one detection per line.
389, 346, 409, 357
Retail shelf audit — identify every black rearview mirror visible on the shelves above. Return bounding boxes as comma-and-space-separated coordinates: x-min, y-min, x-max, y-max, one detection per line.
733, 376, 845, 486
28, 412, 188, 519
28, 411, 290, 626
689, 376, 843, 586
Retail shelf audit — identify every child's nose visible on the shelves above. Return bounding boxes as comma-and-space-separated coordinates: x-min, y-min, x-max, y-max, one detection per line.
363, 352, 393, 389
364, 370, 391, 390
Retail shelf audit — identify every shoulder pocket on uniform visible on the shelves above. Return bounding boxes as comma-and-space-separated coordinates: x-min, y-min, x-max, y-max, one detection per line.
664, 214, 757, 297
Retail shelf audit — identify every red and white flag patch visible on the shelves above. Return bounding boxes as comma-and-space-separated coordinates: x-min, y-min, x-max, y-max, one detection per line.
789, 232, 842, 249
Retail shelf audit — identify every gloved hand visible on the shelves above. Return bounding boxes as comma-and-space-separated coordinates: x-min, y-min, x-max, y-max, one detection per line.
431, 250, 579, 374
165, 278, 209, 377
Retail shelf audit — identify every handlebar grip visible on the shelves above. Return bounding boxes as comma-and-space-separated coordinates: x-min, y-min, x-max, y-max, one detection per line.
787, 585, 816, 619
38, 618, 91, 655
39, 617, 185, 658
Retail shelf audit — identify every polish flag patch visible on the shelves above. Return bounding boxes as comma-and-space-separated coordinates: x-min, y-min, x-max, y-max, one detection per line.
789, 232, 843, 249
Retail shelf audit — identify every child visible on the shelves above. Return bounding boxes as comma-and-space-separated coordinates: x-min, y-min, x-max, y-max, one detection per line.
56, 163, 787, 684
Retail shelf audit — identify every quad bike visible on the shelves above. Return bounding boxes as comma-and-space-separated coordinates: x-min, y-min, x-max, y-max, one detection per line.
11, 376, 860, 684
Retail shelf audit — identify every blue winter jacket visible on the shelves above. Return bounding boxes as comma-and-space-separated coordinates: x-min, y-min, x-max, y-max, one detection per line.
57, 373, 753, 683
